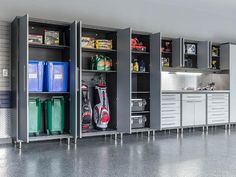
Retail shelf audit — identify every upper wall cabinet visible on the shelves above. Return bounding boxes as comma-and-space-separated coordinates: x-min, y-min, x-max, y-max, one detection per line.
161, 37, 182, 68
183, 39, 209, 69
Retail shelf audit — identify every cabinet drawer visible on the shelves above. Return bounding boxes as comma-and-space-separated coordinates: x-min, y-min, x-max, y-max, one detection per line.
161, 101, 180, 108
162, 94, 180, 101
161, 122, 180, 128
208, 112, 228, 118
208, 105, 228, 112
208, 117, 228, 124
161, 100, 180, 106
182, 94, 206, 101
208, 94, 229, 100
161, 115, 180, 128
208, 100, 228, 106
161, 110, 180, 116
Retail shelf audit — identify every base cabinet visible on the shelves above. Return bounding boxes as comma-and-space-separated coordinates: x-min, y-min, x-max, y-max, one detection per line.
182, 94, 206, 127
207, 94, 229, 125
161, 94, 181, 129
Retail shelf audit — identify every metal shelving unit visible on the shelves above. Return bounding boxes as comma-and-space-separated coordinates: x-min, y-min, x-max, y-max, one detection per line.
11, 14, 77, 148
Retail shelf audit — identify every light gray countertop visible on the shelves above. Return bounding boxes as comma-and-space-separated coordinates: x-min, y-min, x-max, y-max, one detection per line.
162, 90, 230, 93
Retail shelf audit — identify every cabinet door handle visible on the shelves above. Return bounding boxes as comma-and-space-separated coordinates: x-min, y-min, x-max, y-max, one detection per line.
24, 65, 26, 92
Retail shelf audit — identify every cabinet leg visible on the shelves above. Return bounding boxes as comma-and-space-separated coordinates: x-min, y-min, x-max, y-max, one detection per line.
225, 124, 228, 130
67, 138, 70, 145
177, 128, 179, 134
202, 126, 205, 132
181, 128, 184, 134
73, 138, 77, 144
120, 133, 123, 141
147, 131, 150, 137
18, 141, 22, 149
152, 130, 155, 136
114, 134, 118, 140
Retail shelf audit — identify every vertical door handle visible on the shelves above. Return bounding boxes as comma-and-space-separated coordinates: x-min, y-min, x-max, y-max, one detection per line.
24, 65, 26, 92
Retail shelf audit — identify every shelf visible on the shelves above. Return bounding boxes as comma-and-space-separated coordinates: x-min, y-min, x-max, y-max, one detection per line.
131, 128, 153, 133
29, 92, 70, 95
29, 134, 71, 142
82, 69, 117, 73
132, 71, 150, 74
29, 43, 70, 49
212, 56, 220, 58
131, 111, 150, 114
82, 48, 117, 53
82, 128, 117, 137
185, 53, 197, 56
132, 51, 150, 55
162, 51, 172, 54
132, 91, 150, 94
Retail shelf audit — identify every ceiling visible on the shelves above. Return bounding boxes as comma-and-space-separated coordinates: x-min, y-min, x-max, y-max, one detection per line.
1, 0, 236, 42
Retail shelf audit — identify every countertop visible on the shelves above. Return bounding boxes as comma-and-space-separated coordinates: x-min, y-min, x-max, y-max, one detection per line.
162, 90, 230, 93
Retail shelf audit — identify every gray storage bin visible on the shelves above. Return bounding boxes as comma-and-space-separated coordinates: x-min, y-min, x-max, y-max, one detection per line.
131, 99, 147, 112
131, 115, 147, 129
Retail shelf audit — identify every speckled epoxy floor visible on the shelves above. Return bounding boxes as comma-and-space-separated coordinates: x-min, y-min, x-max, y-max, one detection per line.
1, 128, 236, 177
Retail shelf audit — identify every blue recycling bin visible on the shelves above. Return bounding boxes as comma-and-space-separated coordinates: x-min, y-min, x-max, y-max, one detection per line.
44, 61, 69, 92
28, 60, 44, 92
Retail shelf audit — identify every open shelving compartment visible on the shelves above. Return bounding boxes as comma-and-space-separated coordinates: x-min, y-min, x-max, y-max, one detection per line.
131, 32, 151, 132
117, 29, 161, 135
210, 43, 221, 70
11, 14, 77, 145
78, 23, 118, 138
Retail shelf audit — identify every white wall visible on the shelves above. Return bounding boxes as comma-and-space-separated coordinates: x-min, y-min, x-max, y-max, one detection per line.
1, 0, 236, 42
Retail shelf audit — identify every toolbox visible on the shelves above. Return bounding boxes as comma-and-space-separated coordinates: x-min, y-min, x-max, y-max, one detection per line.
131, 99, 147, 112
131, 115, 147, 129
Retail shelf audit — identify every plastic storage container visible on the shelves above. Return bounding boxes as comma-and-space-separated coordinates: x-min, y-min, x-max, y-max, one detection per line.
131, 99, 147, 112
29, 98, 42, 136
28, 60, 44, 92
45, 96, 65, 134
44, 61, 69, 92
131, 115, 147, 129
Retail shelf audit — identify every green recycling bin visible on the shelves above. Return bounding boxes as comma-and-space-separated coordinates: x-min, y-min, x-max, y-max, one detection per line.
45, 96, 65, 135
29, 98, 42, 136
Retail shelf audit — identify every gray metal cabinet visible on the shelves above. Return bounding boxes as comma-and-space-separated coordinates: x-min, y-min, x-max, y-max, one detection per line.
207, 94, 229, 125
11, 14, 77, 144
160, 94, 180, 129
117, 29, 161, 134
182, 94, 206, 127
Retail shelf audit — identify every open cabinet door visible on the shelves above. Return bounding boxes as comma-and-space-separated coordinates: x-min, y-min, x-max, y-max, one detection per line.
198, 41, 210, 69
77, 21, 82, 138
150, 33, 161, 130
117, 28, 132, 133
172, 38, 183, 67
70, 21, 78, 140
18, 14, 29, 142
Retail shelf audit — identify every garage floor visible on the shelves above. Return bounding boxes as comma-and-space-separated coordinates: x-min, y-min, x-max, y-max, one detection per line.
0, 128, 236, 177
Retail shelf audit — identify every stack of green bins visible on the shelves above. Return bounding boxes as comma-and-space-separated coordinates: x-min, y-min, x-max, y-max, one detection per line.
45, 96, 65, 135
29, 98, 42, 136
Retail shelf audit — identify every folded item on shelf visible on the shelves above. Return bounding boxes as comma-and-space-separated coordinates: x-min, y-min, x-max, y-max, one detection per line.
82, 37, 95, 48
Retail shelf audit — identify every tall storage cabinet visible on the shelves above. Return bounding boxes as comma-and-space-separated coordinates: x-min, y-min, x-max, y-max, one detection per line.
117, 28, 161, 134
11, 14, 77, 145
77, 23, 118, 138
